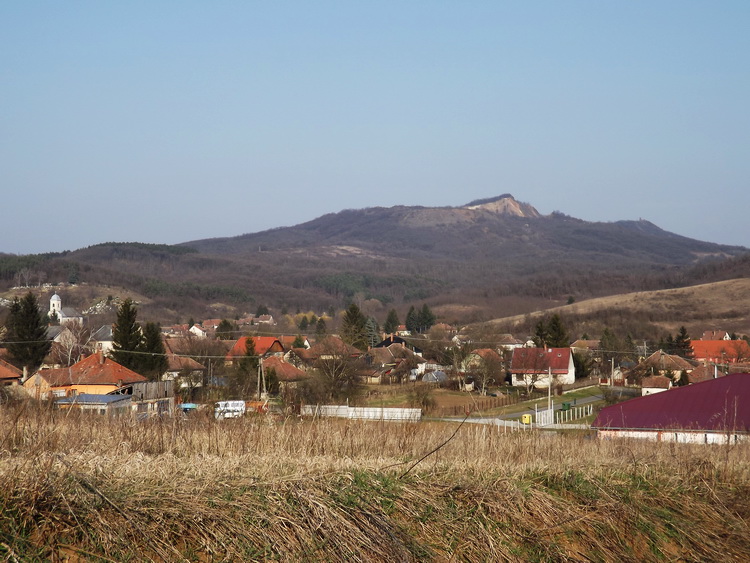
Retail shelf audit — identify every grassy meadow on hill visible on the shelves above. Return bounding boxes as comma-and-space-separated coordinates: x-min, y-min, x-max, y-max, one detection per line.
482, 278, 750, 342
2, 402, 750, 561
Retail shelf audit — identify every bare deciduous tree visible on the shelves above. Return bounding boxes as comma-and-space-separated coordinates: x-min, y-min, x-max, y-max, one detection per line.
52, 321, 93, 367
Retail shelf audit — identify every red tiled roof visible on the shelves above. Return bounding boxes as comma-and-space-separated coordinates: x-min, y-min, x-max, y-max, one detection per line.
61, 353, 147, 386
470, 348, 504, 363
277, 335, 308, 350
688, 364, 725, 384
593, 373, 750, 432
0, 359, 22, 382
510, 348, 571, 374
309, 336, 361, 357
227, 336, 284, 358
641, 375, 671, 389
368, 347, 397, 365
263, 356, 308, 382
701, 331, 729, 341
287, 347, 316, 364
691, 340, 750, 363
635, 350, 695, 374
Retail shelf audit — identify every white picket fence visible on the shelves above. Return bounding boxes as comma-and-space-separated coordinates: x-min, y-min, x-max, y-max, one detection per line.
554, 405, 593, 425
534, 403, 594, 427
301, 405, 422, 422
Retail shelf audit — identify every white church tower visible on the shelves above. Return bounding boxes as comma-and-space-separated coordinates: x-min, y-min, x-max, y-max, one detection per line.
49, 293, 62, 321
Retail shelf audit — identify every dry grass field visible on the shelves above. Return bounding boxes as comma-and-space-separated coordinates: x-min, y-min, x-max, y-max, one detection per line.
2, 402, 750, 561
487, 278, 750, 337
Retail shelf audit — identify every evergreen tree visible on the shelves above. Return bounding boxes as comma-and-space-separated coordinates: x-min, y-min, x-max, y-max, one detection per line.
138, 322, 168, 380
256, 304, 270, 317
216, 319, 236, 340
111, 298, 143, 372
545, 313, 569, 347
315, 317, 327, 337
673, 326, 693, 359
624, 334, 638, 359
405, 306, 419, 334
660, 333, 675, 355
340, 303, 368, 350
4, 292, 51, 376
418, 304, 436, 333
292, 334, 306, 348
233, 337, 259, 398
572, 351, 593, 380
365, 317, 380, 348
599, 327, 621, 366
298, 316, 309, 331
383, 309, 400, 335
533, 318, 550, 348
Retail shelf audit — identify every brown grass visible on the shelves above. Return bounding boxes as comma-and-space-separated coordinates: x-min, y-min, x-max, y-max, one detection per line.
488, 278, 750, 338
2, 402, 750, 561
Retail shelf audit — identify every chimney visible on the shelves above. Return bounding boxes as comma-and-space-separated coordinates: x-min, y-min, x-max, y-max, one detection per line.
99, 348, 105, 364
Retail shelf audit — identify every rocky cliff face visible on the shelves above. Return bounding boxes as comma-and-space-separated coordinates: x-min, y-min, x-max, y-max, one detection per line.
463, 194, 541, 218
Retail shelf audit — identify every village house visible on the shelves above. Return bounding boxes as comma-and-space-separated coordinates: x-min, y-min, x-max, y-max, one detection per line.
495, 334, 525, 351
640, 375, 673, 396
23, 351, 148, 400
362, 344, 424, 384
372, 334, 423, 356
626, 350, 695, 384
509, 347, 576, 389
277, 335, 311, 350
461, 348, 504, 372
90, 325, 114, 355
225, 336, 285, 365
262, 355, 308, 387
309, 336, 361, 360
0, 359, 22, 386
162, 352, 207, 393
691, 339, 750, 365
189, 324, 208, 338
701, 330, 731, 341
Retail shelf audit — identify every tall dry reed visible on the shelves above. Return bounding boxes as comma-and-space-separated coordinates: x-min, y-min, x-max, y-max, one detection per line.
2, 401, 750, 561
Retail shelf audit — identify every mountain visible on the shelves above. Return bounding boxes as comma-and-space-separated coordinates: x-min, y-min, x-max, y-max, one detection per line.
2, 195, 748, 323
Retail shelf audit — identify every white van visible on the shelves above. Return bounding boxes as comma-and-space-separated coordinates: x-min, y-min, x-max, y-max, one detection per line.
214, 400, 246, 420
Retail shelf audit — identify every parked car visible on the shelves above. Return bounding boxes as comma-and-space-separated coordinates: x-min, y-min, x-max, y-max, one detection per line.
214, 400, 246, 419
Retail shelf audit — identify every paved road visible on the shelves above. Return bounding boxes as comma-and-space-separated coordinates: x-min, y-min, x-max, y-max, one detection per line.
495, 393, 604, 420
429, 392, 604, 430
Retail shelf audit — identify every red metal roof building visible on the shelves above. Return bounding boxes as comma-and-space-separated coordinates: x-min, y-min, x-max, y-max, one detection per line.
592, 373, 750, 444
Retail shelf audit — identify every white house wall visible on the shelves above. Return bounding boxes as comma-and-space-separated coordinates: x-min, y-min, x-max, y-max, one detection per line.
597, 429, 749, 445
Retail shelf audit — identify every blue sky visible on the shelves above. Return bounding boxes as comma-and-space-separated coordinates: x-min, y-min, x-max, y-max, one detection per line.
2, 1, 748, 254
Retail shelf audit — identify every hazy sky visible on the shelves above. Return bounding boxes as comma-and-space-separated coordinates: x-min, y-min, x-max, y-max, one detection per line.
2, 2, 749, 255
